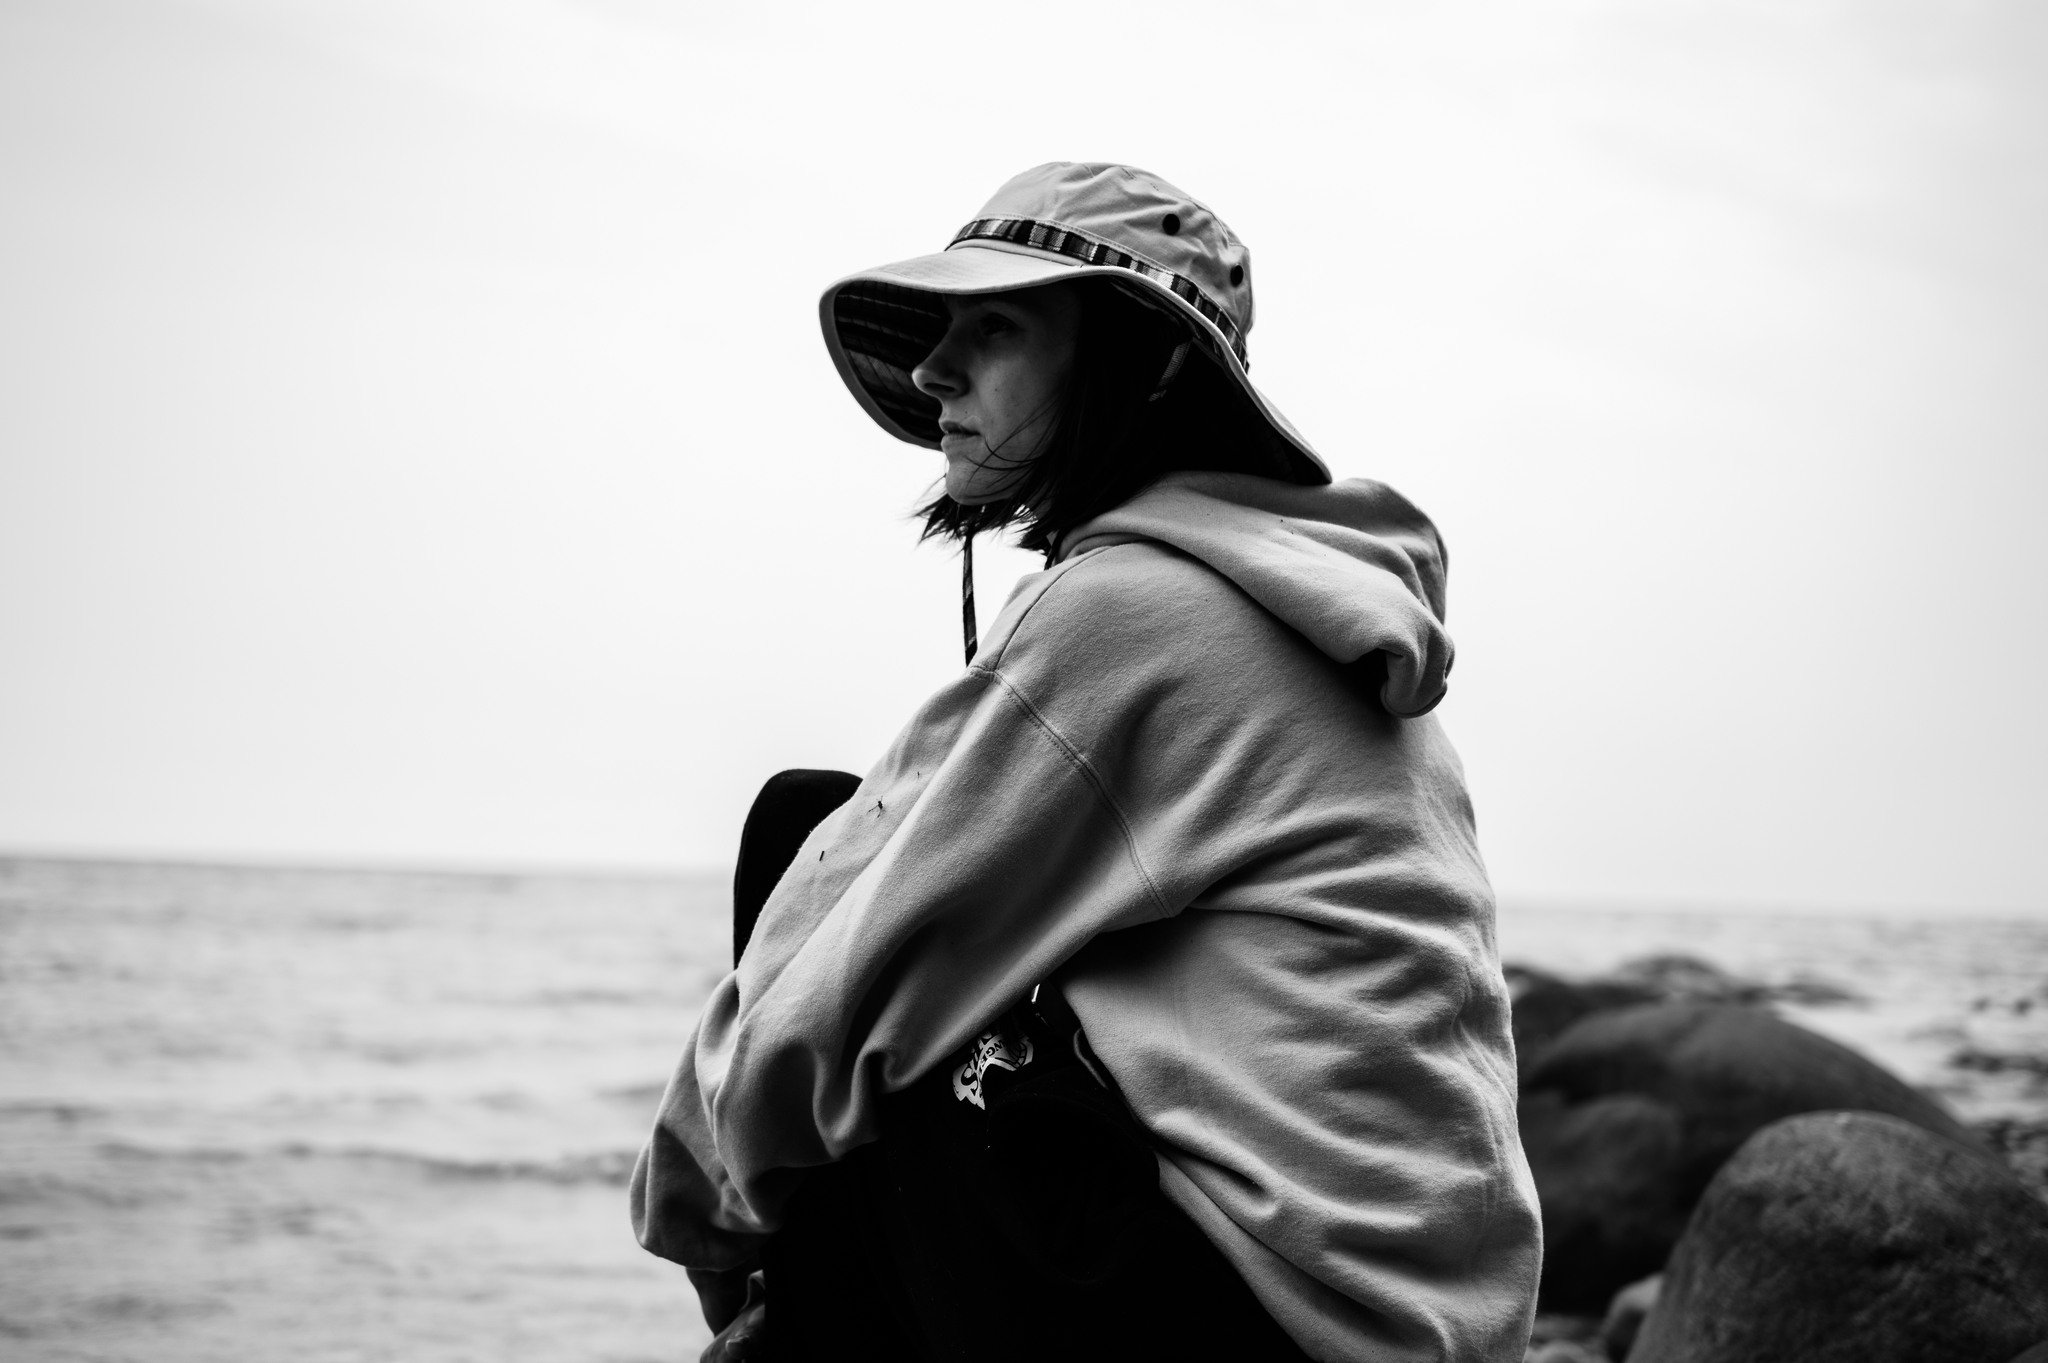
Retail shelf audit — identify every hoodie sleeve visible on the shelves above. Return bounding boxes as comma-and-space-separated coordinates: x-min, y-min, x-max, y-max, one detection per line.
629, 629, 1174, 1270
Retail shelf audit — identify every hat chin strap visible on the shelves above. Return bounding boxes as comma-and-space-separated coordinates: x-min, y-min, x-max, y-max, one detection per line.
960, 533, 978, 666
1148, 341, 1192, 403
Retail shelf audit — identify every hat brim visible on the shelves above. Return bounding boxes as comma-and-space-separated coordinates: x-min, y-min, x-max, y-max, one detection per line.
820, 242, 1330, 486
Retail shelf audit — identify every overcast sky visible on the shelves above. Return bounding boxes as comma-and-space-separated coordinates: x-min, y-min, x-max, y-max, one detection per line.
2, 0, 2042, 915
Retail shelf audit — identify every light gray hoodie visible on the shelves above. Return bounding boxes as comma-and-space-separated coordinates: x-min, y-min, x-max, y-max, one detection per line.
631, 472, 1542, 1361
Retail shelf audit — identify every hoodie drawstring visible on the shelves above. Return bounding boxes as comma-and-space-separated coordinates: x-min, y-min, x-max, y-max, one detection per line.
961, 533, 978, 666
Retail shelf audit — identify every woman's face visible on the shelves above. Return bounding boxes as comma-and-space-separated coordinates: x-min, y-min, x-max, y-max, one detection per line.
911, 283, 1083, 506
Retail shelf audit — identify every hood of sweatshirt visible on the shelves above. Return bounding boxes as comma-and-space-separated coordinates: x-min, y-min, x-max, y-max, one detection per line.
1057, 472, 1454, 717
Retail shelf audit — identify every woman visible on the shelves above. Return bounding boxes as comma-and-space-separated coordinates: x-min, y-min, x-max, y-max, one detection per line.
632, 162, 1541, 1362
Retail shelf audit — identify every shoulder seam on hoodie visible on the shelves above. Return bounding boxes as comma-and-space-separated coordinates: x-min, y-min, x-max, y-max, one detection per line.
981, 543, 1159, 670
968, 663, 1173, 923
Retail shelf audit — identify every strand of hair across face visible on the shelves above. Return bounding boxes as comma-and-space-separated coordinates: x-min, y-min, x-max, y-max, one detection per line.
1148, 340, 1191, 402
960, 533, 978, 666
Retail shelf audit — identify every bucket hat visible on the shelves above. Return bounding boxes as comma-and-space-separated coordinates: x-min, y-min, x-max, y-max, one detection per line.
819, 162, 1330, 486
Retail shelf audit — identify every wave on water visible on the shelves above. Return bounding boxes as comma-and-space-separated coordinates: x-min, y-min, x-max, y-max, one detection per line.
85, 1139, 644, 1186
601, 1082, 669, 1106
0, 1100, 105, 1121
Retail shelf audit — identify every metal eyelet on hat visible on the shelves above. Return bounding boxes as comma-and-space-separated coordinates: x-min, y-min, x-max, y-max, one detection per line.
1229, 265, 1245, 286
1161, 213, 1181, 236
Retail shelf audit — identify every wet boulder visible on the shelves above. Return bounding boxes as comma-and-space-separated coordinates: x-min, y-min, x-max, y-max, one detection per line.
1505, 965, 1658, 1068
1599, 1274, 1661, 1362
1505, 955, 1861, 1076
1629, 1111, 2048, 1363
1520, 1002, 1978, 1311
1595, 952, 1859, 1008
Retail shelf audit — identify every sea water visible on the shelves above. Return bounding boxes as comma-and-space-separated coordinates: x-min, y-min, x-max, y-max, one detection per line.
0, 858, 726, 1362
2, 857, 2042, 1361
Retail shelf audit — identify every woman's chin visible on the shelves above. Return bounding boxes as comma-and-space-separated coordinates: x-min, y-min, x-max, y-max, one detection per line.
944, 468, 1010, 507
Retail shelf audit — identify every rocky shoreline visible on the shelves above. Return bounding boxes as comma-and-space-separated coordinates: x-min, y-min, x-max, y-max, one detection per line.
1508, 953, 2048, 1362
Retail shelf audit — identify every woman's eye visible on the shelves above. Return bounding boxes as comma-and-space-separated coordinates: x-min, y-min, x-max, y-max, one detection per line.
977, 314, 1017, 338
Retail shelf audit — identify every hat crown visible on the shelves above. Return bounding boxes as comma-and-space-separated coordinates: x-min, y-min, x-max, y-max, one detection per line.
956, 162, 1256, 346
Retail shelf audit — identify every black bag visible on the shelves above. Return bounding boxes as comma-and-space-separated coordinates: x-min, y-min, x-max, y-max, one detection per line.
896, 984, 1160, 1285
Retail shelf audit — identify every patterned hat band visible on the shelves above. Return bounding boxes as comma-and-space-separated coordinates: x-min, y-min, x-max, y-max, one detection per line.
948, 217, 1251, 370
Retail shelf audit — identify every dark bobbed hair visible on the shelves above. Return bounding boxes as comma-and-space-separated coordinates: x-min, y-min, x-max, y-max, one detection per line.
916, 279, 1294, 557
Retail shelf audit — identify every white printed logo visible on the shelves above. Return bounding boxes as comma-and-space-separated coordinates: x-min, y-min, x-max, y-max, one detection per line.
950, 1027, 1035, 1109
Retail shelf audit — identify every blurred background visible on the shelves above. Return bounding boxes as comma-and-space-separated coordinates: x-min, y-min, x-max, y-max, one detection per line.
2, 1, 2043, 1359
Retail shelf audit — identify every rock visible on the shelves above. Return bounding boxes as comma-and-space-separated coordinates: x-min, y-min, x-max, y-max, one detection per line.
1599, 1274, 1661, 1362
1975, 1116, 2048, 1202
1524, 1312, 1604, 1355
1628, 1111, 2048, 1363
1955, 1047, 2048, 1080
1505, 955, 1862, 1076
1605, 954, 1770, 1005
1609, 953, 1864, 1008
1519, 1002, 1980, 1310
1504, 965, 1659, 1068
1525, 1343, 1602, 1363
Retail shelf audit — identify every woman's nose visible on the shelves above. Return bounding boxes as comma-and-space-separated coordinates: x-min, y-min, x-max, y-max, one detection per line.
911, 332, 964, 399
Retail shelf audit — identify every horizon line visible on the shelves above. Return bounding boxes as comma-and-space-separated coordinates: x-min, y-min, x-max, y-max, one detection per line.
2, 846, 2039, 923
